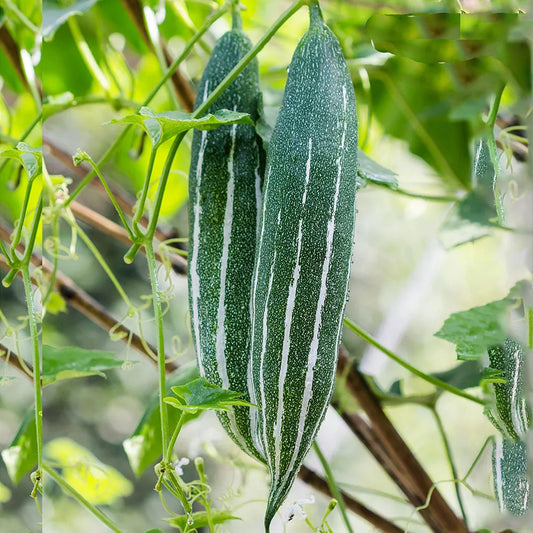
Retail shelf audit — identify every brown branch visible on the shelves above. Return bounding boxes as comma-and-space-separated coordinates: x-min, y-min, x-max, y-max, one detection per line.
70, 201, 187, 275
0, 25, 29, 90
298, 466, 403, 533
0, 342, 34, 381
119, 0, 195, 111
336, 348, 468, 533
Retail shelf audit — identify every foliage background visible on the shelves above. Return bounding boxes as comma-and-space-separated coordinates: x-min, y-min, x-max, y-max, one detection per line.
0, 0, 532, 531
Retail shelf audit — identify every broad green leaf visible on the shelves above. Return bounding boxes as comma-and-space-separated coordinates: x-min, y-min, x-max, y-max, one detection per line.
42, 345, 126, 385
166, 510, 239, 531
0, 143, 42, 181
165, 378, 255, 414
439, 191, 496, 249
434, 281, 527, 360
109, 107, 254, 147
486, 338, 531, 440
42, 0, 100, 40
430, 360, 483, 390
493, 438, 530, 516
44, 438, 133, 505
1, 410, 37, 485
0, 481, 11, 503
357, 149, 398, 189
123, 365, 199, 477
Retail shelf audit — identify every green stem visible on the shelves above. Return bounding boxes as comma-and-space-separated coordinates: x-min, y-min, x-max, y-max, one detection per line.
146, 133, 186, 239
462, 435, 494, 483
165, 413, 186, 464
0, 239, 12, 265
312, 442, 354, 533
343, 318, 486, 405
231, 0, 242, 30
64, 4, 229, 208
20, 112, 42, 142
22, 265, 42, 470
390, 187, 460, 203
9, 177, 35, 258
146, 242, 169, 457
431, 408, 469, 529
69, 221, 133, 308
68, 16, 111, 94
78, 152, 135, 240
132, 146, 158, 232
43, 464, 123, 533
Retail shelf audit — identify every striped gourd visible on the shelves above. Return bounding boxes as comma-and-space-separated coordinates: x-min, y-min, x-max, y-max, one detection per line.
249, 3, 358, 527
187, 21, 264, 463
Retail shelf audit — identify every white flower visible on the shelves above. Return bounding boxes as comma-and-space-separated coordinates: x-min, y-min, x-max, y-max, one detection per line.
283, 495, 315, 522
171, 457, 190, 476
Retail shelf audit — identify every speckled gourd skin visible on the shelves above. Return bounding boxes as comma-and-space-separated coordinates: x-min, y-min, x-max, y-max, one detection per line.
249, 5, 358, 527
187, 29, 265, 463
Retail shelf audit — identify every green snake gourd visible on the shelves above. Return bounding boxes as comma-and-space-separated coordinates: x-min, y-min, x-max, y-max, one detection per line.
187, 24, 264, 463
249, 3, 358, 526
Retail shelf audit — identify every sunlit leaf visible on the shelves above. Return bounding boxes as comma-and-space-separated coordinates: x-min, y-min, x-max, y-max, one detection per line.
486, 338, 531, 440
166, 510, 240, 531
165, 378, 255, 414
0, 143, 42, 181
109, 107, 254, 147
42, 345, 126, 386
493, 437, 531, 516
123, 365, 199, 477
42, 91, 75, 120
0, 410, 37, 485
42, 0, 100, 40
45, 292, 67, 315
44, 438, 133, 505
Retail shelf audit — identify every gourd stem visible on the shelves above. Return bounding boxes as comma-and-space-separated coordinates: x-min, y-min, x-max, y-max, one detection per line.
309, 0, 323, 26
231, 0, 242, 30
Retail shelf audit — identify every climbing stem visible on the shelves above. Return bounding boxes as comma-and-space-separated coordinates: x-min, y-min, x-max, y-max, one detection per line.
343, 318, 486, 405
43, 464, 123, 533
312, 442, 354, 533
432, 408, 469, 528
146, 242, 169, 457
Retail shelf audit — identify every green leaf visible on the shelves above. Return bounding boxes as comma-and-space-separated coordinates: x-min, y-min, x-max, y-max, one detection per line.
108, 107, 254, 147
44, 438, 133, 505
123, 365, 199, 477
42, 345, 126, 386
0, 143, 42, 181
166, 510, 239, 531
439, 191, 496, 249
431, 360, 484, 390
486, 338, 531, 440
0, 410, 37, 485
434, 281, 527, 360
0, 481, 11, 503
165, 378, 255, 414
42, 0, 100, 40
492, 438, 530, 516
357, 149, 398, 189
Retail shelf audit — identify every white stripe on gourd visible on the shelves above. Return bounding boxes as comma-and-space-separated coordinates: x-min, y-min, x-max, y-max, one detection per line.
250, 4, 358, 527
187, 27, 265, 463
